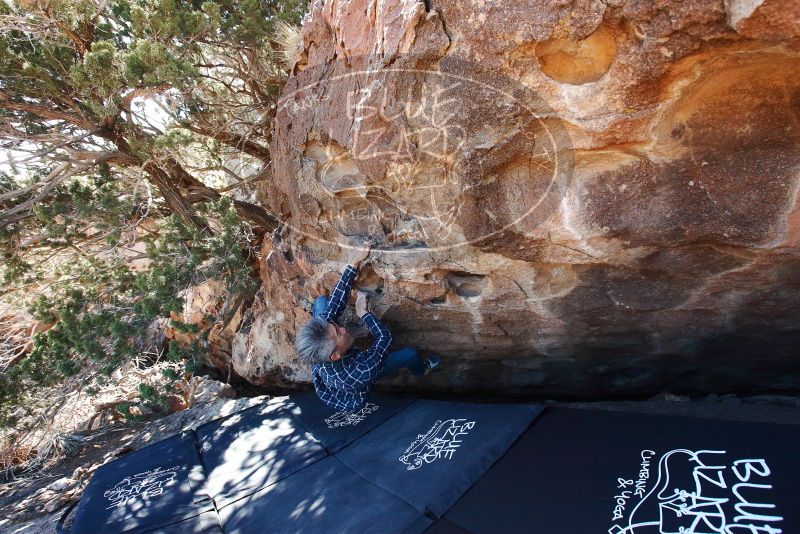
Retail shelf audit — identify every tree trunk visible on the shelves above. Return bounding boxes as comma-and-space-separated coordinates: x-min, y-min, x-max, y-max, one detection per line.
184, 186, 281, 231
143, 162, 207, 230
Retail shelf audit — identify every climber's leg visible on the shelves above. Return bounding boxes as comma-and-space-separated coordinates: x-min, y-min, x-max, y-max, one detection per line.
376, 348, 427, 379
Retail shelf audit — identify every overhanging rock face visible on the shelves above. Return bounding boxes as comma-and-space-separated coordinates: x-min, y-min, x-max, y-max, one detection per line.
243, 0, 800, 397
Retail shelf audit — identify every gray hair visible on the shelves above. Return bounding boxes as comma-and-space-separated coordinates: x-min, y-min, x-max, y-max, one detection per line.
295, 316, 336, 364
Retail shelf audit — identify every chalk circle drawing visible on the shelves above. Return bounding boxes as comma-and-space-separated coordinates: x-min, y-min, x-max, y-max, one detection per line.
103, 466, 181, 510
325, 402, 379, 428
399, 418, 476, 471
609, 449, 783, 534
276, 53, 575, 267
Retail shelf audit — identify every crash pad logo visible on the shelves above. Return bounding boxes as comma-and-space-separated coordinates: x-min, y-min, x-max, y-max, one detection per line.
104, 466, 181, 510
325, 402, 379, 428
399, 418, 476, 471
608, 449, 783, 534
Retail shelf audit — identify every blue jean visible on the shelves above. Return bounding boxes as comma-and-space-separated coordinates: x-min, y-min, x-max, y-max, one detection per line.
312, 295, 425, 379
375, 347, 426, 379
312, 295, 330, 317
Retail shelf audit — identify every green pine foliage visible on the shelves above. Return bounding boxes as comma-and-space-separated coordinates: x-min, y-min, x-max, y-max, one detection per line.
0, 0, 308, 431
1, 189, 260, 428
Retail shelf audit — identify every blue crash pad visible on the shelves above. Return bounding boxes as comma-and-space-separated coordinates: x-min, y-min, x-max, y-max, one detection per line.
74, 392, 541, 534
284, 391, 415, 453
142, 511, 224, 534
335, 399, 543, 516
196, 399, 327, 507
218, 455, 432, 534
70, 431, 212, 534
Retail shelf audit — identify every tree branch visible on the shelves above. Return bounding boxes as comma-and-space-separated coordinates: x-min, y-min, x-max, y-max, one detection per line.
0, 91, 94, 130
180, 122, 272, 161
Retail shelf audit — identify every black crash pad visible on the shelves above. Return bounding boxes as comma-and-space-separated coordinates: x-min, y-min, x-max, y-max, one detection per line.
70, 397, 800, 534
421, 519, 473, 534
444, 407, 800, 534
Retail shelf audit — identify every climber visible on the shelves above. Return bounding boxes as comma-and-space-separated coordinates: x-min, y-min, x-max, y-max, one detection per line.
294, 249, 441, 412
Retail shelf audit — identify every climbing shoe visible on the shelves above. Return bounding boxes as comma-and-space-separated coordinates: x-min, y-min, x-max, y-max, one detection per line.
424, 355, 442, 375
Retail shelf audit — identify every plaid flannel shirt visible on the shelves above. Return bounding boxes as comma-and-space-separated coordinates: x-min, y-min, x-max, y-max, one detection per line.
311, 265, 393, 412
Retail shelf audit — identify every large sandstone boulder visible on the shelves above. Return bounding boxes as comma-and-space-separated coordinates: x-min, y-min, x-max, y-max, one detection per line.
244, 0, 800, 397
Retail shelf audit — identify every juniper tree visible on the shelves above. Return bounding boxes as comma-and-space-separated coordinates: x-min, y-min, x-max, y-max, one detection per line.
0, 0, 306, 429
0, 0, 305, 229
